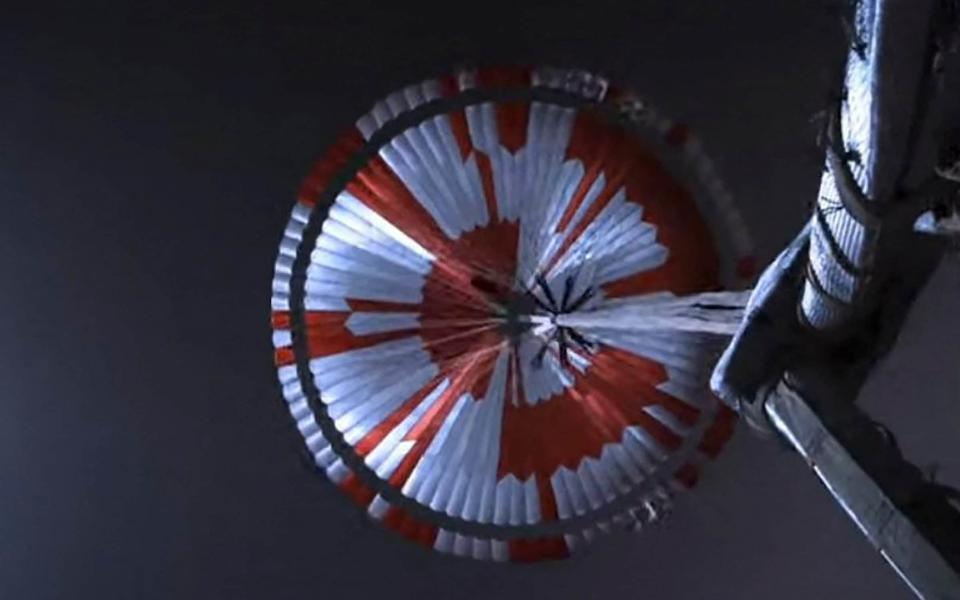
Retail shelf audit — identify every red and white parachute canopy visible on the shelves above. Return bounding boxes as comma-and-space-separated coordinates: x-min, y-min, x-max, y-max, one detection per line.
271, 67, 754, 562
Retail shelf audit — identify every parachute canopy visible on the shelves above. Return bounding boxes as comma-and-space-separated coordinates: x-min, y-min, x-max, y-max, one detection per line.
271, 66, 753, 561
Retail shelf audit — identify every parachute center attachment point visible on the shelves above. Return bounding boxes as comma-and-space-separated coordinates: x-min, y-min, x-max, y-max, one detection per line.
527, 272, 598, 370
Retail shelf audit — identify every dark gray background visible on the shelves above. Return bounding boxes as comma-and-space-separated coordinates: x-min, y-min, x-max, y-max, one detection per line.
3, 2, 957, 598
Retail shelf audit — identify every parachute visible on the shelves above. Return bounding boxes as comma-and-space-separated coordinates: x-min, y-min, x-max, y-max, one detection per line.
270, 67, 754, 561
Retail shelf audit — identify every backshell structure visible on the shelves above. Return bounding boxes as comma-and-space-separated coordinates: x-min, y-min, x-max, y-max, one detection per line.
270, 66, 754, 562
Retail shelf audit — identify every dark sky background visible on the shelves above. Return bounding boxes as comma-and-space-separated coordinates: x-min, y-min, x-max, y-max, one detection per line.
3, 2, 957, 599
